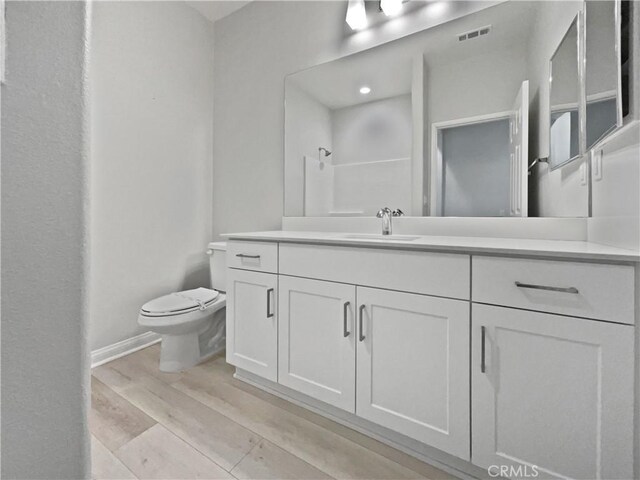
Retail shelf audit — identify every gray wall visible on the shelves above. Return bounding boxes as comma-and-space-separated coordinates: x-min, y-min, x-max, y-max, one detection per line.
89, 1, 215, 351
1, 1, 91, 477
442, 119, 511, 217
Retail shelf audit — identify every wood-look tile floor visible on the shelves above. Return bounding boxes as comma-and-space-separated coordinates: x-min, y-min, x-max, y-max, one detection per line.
91, 345, 459, 480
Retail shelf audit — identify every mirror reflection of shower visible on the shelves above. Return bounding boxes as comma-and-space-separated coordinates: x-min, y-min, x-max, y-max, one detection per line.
318, 147, 332, 170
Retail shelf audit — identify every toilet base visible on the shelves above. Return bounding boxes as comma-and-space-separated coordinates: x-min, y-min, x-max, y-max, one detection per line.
159, 332, 201, 372
157, 307, 226, 372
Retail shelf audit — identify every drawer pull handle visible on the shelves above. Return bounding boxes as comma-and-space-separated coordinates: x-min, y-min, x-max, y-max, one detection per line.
343, 302, 351, 337
236, 254, 261, 259
480, 326, 486, 373
266, 288, 274, 318
358, 305, 366, 342
515, 281, 579, 294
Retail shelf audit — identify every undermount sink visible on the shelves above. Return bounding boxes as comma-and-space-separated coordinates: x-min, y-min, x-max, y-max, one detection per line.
342, 234, 421, 242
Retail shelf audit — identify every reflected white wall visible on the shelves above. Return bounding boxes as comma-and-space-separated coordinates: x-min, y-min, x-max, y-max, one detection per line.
332, 95, 412, 165
284, 84, 332, 216
333, 157, 412, 216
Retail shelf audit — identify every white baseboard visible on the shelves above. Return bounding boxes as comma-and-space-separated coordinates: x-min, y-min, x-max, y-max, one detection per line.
91, 331, 161, 368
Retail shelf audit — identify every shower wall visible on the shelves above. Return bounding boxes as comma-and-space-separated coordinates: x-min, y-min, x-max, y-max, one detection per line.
298, 94, 413, 216
284, 84, 332, 216
331, 95, 412, 165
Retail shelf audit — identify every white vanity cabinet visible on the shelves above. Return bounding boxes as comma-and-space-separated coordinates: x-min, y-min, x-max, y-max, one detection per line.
224, 236, 637, 479
471, 257, 636, 479
356, 287, 471, 460
278, 279, 471, 458
278, 276, 356, 412
471, 304, 635, 480
226, 267, 278, 381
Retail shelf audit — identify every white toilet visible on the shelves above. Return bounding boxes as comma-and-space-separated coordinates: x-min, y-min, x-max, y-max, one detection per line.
138, 242, 227, 372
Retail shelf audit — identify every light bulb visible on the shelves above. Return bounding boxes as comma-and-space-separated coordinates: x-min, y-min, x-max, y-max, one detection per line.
381, 0, 403, 17
346, 0, 367, 30
359, 86, 371, 95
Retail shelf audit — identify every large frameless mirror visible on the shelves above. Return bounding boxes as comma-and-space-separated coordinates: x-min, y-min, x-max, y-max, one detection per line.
283, 1, 627, 218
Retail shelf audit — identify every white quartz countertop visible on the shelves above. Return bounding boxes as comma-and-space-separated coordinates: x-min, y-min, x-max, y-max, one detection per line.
221, 231, 640, 262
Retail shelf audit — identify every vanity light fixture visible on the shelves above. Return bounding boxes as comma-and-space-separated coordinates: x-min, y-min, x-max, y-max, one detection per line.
380, 0, 403, 17
359, 86, 371, 95
346, 0, 368, 31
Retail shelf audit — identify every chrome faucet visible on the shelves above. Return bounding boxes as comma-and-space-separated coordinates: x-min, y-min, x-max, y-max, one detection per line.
376, 207, 404, 235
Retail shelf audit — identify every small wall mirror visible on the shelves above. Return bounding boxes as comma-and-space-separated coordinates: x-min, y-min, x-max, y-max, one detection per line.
585, 0, 623, 149
549, 16, 581, 170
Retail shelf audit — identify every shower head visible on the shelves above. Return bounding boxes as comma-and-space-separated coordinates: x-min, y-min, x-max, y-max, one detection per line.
318, 147, 332, 157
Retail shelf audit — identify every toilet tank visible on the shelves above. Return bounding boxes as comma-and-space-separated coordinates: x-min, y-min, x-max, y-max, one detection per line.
207, 242, 227, 292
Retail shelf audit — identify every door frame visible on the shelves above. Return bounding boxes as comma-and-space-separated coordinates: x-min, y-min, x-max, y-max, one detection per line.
429, 110, 512, 217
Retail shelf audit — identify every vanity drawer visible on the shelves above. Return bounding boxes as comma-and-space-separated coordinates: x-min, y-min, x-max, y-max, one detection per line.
227, 241, 278, 273
472, 256, 635, 324
279, 243, 470, 300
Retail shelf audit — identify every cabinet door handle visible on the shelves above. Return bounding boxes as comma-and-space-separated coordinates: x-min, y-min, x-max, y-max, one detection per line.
480, 326, 486, 373
236, 253, 261, 259
343, 301, 350, 337
266, 288, 274, 318
515, 281, 579, 294
358, 305, 366, 342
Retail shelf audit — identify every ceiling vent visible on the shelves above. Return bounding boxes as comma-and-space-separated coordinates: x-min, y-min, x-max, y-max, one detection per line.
458, 25, 492, 42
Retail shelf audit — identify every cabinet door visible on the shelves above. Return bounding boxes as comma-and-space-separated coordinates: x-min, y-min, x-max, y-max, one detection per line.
278, 276, 356, 412
356, 287, 470, 460
226, 268, 278, 381
472, 304, 634, 479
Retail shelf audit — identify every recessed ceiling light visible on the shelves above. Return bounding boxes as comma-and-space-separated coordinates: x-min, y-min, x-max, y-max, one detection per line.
359, 86, 371, 95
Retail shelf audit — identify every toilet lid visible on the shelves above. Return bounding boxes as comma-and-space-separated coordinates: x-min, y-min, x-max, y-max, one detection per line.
141, 288, 220, 316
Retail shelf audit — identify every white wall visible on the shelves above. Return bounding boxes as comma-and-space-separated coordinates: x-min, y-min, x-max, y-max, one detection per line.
588, 0, 640, 252
1, 2, 90, 477
89, 1, 215, 351
588, 123, 640, 251
212, 1, 502, 238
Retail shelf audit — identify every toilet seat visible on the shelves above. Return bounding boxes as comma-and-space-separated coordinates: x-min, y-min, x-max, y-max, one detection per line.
141, 287, 220, 317
138, 292, 226, 331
